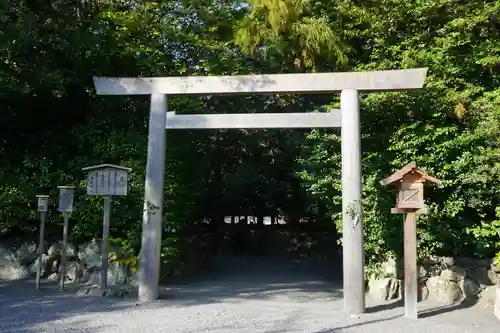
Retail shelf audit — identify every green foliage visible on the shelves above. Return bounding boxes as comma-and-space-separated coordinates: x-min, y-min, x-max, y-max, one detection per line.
296, 0, 500, 266
467, 208, 500, 265
0, 0, 499, 276
109, 237, 140, 273
235, 0, 348, 69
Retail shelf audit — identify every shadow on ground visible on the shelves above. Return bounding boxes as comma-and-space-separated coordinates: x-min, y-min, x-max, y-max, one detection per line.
0, 279, 136, 333
1, 256, 494, 333
0, 255, 343, 332
159, 255, 344, 306
418, 297, 480, 318
364, 294, 480, 318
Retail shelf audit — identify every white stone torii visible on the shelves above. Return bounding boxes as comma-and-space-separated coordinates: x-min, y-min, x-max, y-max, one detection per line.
93, 68, 428, 315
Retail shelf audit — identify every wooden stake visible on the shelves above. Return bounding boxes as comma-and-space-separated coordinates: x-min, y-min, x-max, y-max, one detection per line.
101, 196, 112, 292
36, 211, 47, 290
59, 213, 69, 291
404, 212, 418, 319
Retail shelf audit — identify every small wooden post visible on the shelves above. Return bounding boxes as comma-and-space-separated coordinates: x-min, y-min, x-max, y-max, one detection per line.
57, 185, 76, 291
380, 162, 441, 319
60, 213, 70, 290
101, 196, 111, 291
82, 164, 131, 294
404, 212, 418, 319
36, 195, 49, 290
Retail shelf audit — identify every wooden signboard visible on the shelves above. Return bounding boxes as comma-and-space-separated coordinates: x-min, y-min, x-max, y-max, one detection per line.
82, 164, 132, 293
57, 186, 76, 213
82, 164, 131, 196
380, 162, 441, 319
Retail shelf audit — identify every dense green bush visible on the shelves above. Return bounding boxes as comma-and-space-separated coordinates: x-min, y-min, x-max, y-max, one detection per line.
0, 0, 498, 274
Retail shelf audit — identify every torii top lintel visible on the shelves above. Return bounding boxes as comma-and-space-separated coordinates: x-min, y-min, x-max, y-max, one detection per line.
380, 162, 441, 187
93, 68, 428, 96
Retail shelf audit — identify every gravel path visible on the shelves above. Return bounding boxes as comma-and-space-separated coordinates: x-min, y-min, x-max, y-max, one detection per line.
0, 256, 497, 333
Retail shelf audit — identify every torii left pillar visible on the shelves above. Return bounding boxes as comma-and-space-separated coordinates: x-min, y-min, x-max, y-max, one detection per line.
139, 94, 168, 302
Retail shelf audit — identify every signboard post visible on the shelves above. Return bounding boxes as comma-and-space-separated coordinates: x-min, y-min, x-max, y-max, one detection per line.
380, 162, 441, 319
57, 185, 76, 291
35, 194, 49, 290
82, 164, 131, 292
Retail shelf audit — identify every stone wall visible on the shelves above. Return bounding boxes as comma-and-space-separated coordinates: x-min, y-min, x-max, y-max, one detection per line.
367, 256, 500, 312
0, 240, 134, 288
0, 234, 219, 296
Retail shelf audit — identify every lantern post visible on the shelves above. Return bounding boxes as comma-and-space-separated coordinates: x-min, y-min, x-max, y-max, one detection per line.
57, 185, 76, 291
380, 162, 441, 319
35, 194, 49, 290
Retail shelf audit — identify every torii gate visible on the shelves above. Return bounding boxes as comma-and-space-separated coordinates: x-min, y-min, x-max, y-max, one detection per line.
93, 68, 428, 315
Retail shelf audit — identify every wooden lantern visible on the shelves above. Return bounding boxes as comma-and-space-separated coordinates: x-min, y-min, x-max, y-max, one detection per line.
36, 194, 50, 213
57, 185, 76, 213
380, 162, 441, 214
379, 161, 441, 320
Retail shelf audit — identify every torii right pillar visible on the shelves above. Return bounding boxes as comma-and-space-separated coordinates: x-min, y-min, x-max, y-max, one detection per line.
341, 89, 364, 316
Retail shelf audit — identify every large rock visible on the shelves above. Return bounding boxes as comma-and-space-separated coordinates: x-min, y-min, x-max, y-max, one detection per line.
440, 267, 466, 282
420, 257, 442, 277
77, 240, 101, 268
29, 253, 59, 277
488, 270, 500, 285
460, 277, 482, 298
15, 243, 38, 258
29, 254, 49, 275
66, 261, 85, 284
73, 240, 136, 289
427, 256, 455, 268
0, 264, 30, 280
368, 277, 401, 301
381, 258, 398, 278
78, 239, 130, 287
15, 243, 39, 266
419, 265, 428, 279
440, 256, 455, 268
0, 246, 30, 280
418, 256, 499, 306
47, 242, 77, 259
84, 264, 128, 287
47, 272, 59, 282
426, 276, 462, 305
